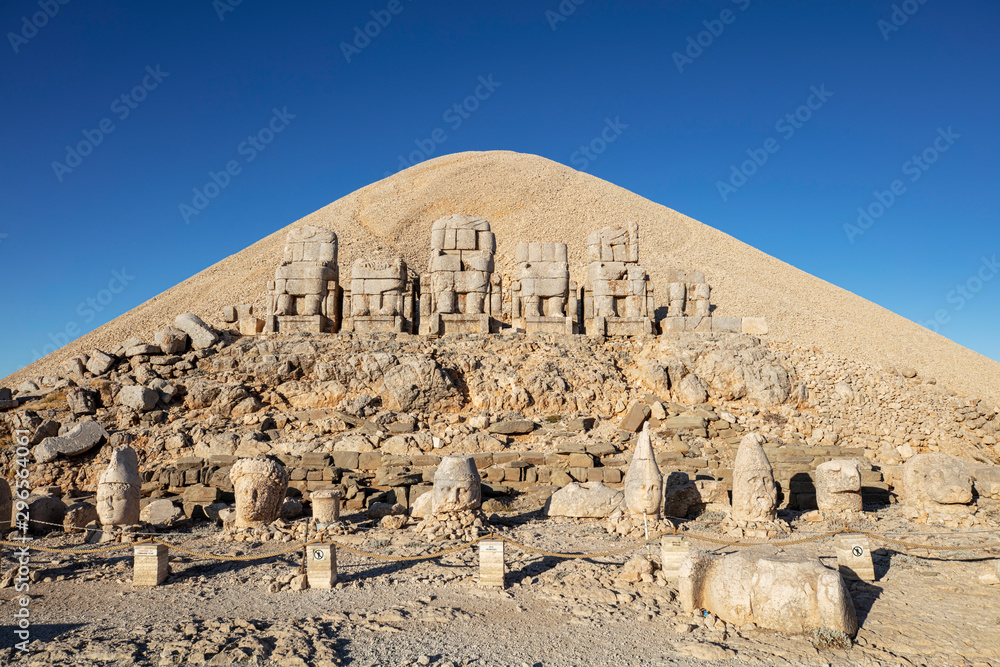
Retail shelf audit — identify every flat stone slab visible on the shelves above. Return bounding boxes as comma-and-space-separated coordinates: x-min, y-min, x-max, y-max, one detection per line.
490, 420, 535, 435
34, 421, 109, 463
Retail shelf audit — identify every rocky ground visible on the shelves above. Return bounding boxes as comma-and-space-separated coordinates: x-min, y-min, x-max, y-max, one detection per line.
3, 504, 1000, 667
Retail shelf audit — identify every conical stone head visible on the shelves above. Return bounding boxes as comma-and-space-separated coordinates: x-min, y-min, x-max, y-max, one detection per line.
96, 446, 140, 526
98, 446, 140, 487
624, 423, 662, 517
433, 455, 481, 512
732, 432, 776, 522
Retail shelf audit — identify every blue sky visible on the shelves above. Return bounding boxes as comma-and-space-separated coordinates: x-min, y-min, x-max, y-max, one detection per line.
1, 0, 998, 379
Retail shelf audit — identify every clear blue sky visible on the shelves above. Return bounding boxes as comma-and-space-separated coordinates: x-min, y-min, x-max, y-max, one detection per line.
2, 0, 998, 380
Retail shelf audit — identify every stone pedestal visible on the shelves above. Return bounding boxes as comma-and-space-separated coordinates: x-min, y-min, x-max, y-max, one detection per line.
479, 540, 505, 588
835, 534, 875, 582
660, 536, 689, 582
420, 313, 492, 336
306, 543, 337, 589
133, 544, 168, 586
312, 490, 341, 524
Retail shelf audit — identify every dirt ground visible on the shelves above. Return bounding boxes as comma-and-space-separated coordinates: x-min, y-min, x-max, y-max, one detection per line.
2, 505, 1000, 667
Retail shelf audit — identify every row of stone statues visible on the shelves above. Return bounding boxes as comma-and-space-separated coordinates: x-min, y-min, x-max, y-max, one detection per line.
259, 215, 748, 338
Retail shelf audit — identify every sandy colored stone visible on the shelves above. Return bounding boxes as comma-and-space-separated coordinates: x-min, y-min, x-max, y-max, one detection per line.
96, 446, 141, 527
230, 458, 289, 529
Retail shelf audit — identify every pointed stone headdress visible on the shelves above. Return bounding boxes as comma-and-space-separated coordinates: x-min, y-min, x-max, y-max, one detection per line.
624, 423, 663, 516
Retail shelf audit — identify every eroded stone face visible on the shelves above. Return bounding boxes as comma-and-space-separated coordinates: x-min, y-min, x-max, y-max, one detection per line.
231, 458, 289, 529
679, 549, 858, 638
903, 452, 975, 523
731, 433, 777, 523
816, 460, 862, 513
623, 424, 662, 517
432, 456, 482, 512
96, 446, 141, 527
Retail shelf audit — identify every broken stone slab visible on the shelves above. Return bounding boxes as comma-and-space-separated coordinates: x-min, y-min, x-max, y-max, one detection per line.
116, 385, 159, 413
140, 499, 185, 526
660, 416, 707, 431
86, 350, 117, 376
174, 313, 219, 350
545, 482, 624, 518
34, 421, 110, 463
489, 420, 535, 435
125, 343, 160, 358
619, 401, 651, 432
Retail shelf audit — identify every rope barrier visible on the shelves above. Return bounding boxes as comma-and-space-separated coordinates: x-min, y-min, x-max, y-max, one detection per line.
2, 526, 998, 561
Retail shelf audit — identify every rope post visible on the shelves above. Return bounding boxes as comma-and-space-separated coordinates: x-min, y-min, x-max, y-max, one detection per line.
834, 533, 875, 582
659, 534, 689, 583
133, 542, 169, 586
478, 539, 505, 589
306, 542, 337, 589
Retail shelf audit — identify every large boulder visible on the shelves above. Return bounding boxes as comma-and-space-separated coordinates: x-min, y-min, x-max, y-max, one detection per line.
545, 482, 624, 518
380, 357, 456, 412
173, 313, 219, 350
140, 499, 185, 526
26, 495, 68, 533
679, 549, 858, 638
116, 385, 159, 413
34, 421, 109, 463
816, 460, 862, 513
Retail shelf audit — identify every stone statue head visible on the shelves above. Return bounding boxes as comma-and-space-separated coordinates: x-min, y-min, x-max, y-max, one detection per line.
732, 433, 777, 522
230, 457, 290, 528
623, 423, 662, 517
432, 456, 481, 512
97, 446, 141, 527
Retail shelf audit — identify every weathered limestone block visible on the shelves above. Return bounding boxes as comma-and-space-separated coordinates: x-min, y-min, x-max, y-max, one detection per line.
419, 215, 500, 335
582, 222, 654, 336
546, 482, 624, 518
679, 549, 858, 638
343, 257, 416, 333
96, 446, 141, 527
86, 349, 117, 376
265, 226, 340, 334
903, 452, 976, 524
140, 498, 184, 526
230, 458, 289, 529
511, 241, 576, 334
665, 269, 711, 317
117, 385, 159, 413
66, 387, 96, 416
155, 327, 189, 355
816, 460, 863, 514
174, 313, 219, 350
